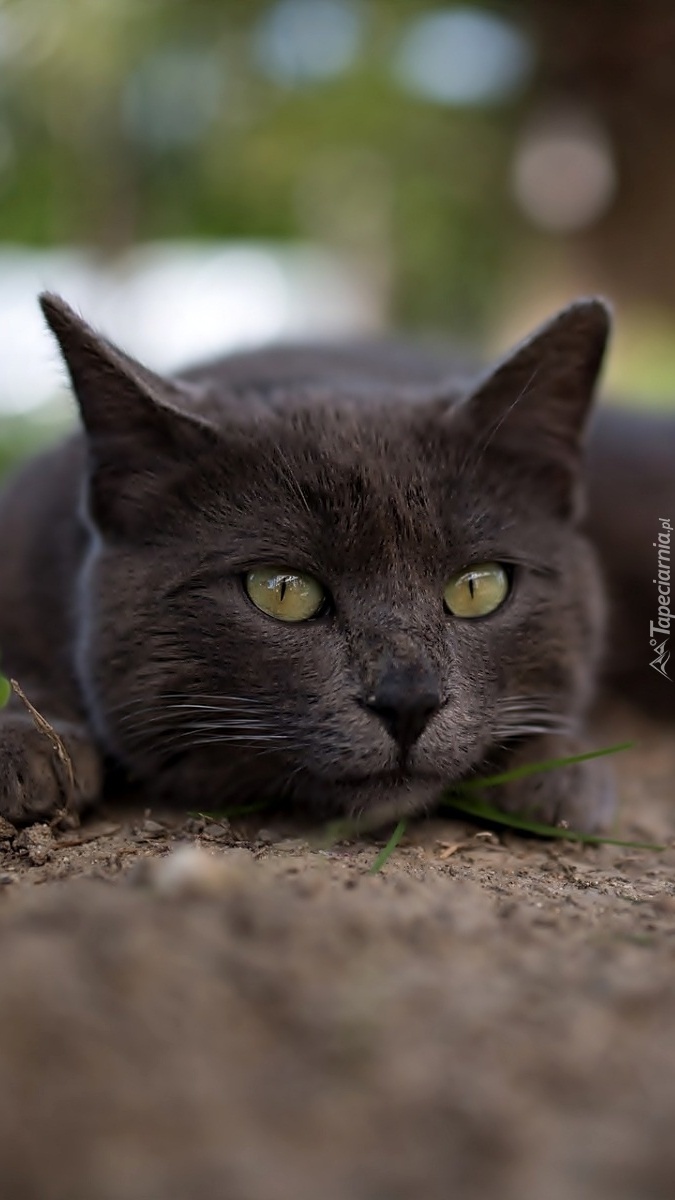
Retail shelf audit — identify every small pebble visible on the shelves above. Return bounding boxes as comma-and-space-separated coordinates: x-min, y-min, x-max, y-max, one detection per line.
14, 823, 53, 866
201, 822, 230, 839
141, 820, 166, 836
141, 844, 254, 898
256, 829, 278, 845
0, 817, 16, 842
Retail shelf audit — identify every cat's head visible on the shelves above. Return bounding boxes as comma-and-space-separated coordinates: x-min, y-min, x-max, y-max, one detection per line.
41, 293, 610, 823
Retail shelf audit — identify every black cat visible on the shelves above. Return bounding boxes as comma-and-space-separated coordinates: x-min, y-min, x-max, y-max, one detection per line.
0, 294, 672, 829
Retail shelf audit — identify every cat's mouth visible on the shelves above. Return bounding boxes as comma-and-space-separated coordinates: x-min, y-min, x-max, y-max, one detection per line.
335, 767, 444, 787
321, 766, 452, 822
321, 767, 448, 825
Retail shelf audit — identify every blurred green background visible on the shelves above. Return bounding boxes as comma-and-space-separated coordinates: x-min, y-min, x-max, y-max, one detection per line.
1, 0, 675, 475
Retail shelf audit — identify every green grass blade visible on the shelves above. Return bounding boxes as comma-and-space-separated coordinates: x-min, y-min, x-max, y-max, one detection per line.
368, 820, 407, 874
0, 675, 9, 710
442, 793, 665, 850
447, 742, 633, 795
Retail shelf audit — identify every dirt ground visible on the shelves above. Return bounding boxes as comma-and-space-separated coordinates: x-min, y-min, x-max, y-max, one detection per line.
0, 700, 672, 1200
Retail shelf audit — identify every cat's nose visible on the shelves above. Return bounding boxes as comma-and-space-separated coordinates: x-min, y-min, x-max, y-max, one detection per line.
363, 665, 442, 752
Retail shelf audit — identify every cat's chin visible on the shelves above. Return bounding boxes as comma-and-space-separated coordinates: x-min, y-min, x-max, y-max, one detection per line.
306, 771, 447, 828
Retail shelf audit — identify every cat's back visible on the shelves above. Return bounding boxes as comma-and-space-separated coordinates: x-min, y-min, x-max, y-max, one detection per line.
585, 407, 675, 712
180, 338, 472, 412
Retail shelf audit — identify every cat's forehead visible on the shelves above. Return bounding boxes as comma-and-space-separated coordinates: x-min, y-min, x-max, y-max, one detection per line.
206, 395, 516, 571
228, 394, 452, 494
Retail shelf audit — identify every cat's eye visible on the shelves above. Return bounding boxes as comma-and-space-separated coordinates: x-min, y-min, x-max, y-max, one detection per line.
245, 568, 327, 623
444, 562, 510, 619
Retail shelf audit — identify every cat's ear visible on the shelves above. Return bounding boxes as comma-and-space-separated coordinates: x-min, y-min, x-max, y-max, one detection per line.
454, 299, 611, 499
39, 292, 218, 536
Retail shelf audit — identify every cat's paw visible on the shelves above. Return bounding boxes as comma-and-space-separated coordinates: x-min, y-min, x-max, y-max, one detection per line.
483, 737, 617, 835
0, 714, 102, 824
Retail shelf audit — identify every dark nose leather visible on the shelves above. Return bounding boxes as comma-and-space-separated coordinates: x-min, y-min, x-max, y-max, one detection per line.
363, 664, 441, 752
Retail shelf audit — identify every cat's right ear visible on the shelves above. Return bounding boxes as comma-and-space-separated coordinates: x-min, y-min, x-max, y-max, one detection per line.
39, 293, 219, 536
449, 299, 611, 515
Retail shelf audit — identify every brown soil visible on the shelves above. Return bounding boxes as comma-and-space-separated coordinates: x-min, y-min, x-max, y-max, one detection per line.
0, 701, 673, 1200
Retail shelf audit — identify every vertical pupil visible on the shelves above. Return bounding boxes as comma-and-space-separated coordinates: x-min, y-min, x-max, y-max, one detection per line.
468, 575, 475, 599
279, 578, 287, 602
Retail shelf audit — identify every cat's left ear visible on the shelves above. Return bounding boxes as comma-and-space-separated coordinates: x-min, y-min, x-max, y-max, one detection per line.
39, 292, 220, 537
455, 298, 611, 475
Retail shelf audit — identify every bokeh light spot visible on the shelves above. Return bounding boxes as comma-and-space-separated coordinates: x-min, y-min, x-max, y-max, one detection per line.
254, 0, 361, 86
393, 7, 533, 107
512, 108, 617, 233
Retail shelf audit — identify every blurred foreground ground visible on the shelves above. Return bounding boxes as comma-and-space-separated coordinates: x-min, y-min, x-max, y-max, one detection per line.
0, 700, 672, 1199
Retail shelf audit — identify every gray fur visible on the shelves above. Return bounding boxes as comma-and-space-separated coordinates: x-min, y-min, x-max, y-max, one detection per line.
0, 294, 669, 830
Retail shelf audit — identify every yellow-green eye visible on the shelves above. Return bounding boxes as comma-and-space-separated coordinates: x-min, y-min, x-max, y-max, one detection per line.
443, 562, 510, 619
245, 568, 326, 623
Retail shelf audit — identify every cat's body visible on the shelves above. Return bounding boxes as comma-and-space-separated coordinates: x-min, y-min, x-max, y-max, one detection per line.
0, 296, 672, 831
